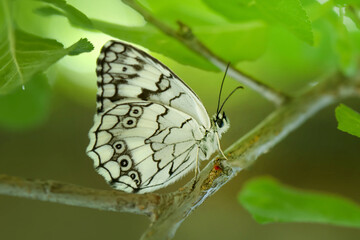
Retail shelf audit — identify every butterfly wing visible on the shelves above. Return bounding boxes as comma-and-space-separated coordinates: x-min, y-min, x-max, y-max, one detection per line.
88, 40, 218, 193
87, 100, 205, 193
96, 40, 211, 129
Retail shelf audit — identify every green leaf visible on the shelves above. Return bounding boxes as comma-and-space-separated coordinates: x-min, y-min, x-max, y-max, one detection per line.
335, 104, 360, 138
67, 38, 94, 55
334, 27, 357, 76
0, 73, 51, 130
0, 1, 94, 95
195, 21, 268, 61
0, 28, 93, 94
139, 0, 228, 26
203, 0, 263, 22
257, 0, 314, 45
34, 6, 64, 18
204, 0, 314, 45
0, 0, 24, 93
35, 0, 93, 29
238, 177, 360, 227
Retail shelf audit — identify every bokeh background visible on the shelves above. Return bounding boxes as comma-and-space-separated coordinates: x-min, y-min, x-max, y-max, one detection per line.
1, 0, 359, 239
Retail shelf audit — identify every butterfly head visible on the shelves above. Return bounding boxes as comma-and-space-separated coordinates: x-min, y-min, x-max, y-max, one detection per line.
214, 62, 242, 138
212, 111, 230, 137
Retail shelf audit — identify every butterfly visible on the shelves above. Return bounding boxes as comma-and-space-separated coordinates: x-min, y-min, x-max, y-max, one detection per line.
86, 40, 233, 193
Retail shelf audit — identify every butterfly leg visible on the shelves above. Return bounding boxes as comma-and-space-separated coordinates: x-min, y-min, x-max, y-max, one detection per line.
215, 132, 228, 160
192, 147, 200, 190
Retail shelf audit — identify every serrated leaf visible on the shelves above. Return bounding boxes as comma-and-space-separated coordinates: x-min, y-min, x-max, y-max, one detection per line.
0, 1, 94, 95
238, 177, 360, 227
0, 28, 93, 94
335, 104, 360, 138
67, 38, 94, 55
0, 73, 51, 130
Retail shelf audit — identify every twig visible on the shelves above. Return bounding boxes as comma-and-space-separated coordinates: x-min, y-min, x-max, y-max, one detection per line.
121, 0, 290, 106
0, 174, 164, 220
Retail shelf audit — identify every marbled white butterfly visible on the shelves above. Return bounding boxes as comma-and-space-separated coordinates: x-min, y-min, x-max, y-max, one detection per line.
87, 40, 231, 193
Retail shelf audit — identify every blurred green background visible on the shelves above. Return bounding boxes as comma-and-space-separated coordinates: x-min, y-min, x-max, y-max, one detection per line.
0, 0, 360, 239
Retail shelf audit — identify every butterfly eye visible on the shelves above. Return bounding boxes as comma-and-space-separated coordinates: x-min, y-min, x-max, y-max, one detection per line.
117, 155, 132, 171
216, 118, 224, 128
129, 106, 143, 117
113, 140, 126, 153
122, 117, 137, 128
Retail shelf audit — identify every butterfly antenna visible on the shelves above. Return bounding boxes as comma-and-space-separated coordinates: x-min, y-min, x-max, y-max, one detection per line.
218, 86, 243, 114
216, 63, 231, 117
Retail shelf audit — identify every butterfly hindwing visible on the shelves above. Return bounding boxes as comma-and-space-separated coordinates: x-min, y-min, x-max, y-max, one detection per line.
87, 100, 205, 193
96, 40, 211, 129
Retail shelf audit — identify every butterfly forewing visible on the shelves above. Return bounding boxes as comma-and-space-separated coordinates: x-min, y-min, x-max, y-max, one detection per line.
96, 41, 210, 129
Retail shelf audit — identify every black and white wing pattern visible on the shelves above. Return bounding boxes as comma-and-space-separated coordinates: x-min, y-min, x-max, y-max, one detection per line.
95, 41, 211, 129
87, 40, 221, 193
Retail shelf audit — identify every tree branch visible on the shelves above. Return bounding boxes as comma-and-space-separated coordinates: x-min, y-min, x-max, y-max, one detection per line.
121, 0, 290, 106
0, 174, 165, 220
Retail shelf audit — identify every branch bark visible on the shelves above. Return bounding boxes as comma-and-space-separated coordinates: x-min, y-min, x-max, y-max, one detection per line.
0, 174, 163, 219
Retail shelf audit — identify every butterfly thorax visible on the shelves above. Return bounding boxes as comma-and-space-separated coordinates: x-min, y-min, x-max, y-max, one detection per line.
198, 112, 230, 160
